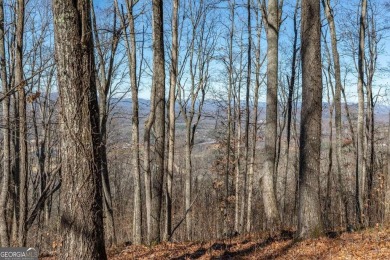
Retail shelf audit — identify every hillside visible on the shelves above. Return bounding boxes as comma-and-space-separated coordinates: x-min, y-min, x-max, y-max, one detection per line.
107, 227, 390, 259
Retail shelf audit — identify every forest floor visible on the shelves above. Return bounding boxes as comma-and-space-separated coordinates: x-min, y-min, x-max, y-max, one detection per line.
107, 226, 390, 259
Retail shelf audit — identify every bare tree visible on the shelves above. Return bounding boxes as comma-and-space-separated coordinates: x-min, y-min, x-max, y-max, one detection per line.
261, 0, 282, 232
166, 0, 179, 241
150, 0, 166, 244
114, 0, 143, 244
356, 0, 367, 226
244, 0, 252, 234
15, 0, 28, 246
282, 0, 299, 225
322, 0, 353, 230
246, 0, 264, 232
53, 0, 107, 258
323, 53, 335, 230
177, 1, 217, 239
298, 0, 323, 239
91, 2, 119, 247
0, 0, 10, 247
126, 0, 143, 245
365, 2, 379, 226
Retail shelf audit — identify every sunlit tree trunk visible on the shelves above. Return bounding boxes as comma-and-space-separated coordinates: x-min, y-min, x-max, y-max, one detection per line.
165, 0, 178, 241
126, 0, 143, 245
150, 0, 165, 244
365, 10, 377, 226
356, 0, 367, 226
298, 0, 323, 239
53, 0, 107, 258
261, 0, 281, 232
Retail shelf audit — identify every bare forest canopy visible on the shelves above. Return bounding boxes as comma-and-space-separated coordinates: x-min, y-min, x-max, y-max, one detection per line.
0, 0, 390, 259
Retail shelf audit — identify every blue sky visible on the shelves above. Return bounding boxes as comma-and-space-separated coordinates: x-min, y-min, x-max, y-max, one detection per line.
92, 0, 390, 103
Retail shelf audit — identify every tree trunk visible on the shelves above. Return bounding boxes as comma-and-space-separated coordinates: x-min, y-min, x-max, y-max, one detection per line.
283, 0, 298, 225
323, 0, 353, 229
385, 113, 390, 223
298, 0, 323, 239
356, 0, 367, 226
91, 2, 118, 247
227, 0, 240, 233
246, 45, 260, 233
262, 0, 281, 232
0, 0, 10, 247
15, 0, 27, 247
165, 0, 178, 241
185, 130, 192, 240
53, 0, 107, 258
150, 0, 165, 244
324, 70, 334, 230
11, 94, 20, 245
125, 0, 142, 245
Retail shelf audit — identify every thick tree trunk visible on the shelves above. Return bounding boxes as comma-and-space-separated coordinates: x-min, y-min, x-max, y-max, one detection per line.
53, 0, 107, 258
262, 0, 281, 232
298, 0, 323, 239
150, 0, 165, 244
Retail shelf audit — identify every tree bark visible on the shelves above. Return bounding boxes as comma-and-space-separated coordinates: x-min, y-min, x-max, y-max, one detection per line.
0, 0, 10, 247
298, 0, 324, 239
125, 0, 143, 245
150, 0, 165, 244
324, 67, 334, 230
15, 0, 27, 247
365, 11, 377, 226
356, 0, 367, 226
244, 0, 253, 233
53, 0, 107, 258
262, 0, 281, 232
166, 0, 178, 241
